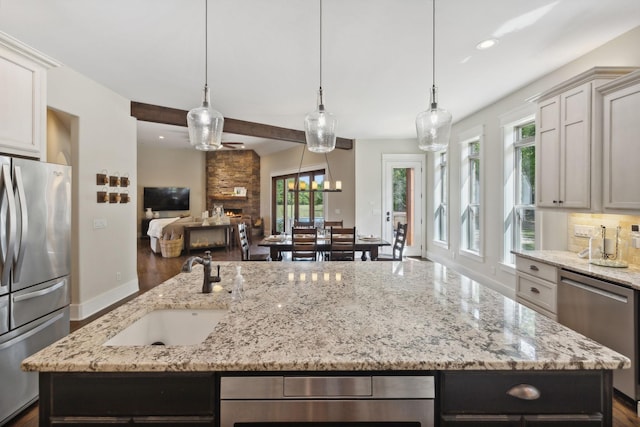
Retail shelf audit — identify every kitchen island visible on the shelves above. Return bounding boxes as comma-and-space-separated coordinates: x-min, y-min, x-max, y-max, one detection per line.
23, 259, 629, 426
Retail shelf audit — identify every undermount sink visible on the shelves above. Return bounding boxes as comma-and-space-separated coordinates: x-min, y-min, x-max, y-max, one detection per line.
103, 309, 228, 346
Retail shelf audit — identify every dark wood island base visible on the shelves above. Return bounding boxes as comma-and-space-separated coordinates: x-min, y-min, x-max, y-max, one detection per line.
37, 370, 613, 427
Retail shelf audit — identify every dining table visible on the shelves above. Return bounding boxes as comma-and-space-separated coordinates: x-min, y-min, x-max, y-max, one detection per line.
258, 234, 391, 261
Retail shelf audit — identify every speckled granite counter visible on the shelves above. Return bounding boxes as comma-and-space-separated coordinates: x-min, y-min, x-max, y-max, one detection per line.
514, 250, 640, 289
23, 259, 629, 373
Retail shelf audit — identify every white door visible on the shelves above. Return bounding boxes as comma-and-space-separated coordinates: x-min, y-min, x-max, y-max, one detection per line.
382, 154, 424, 257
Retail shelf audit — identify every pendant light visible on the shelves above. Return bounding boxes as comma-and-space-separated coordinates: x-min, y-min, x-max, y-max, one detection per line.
304, 0, 337, 154
187, 0, 224, 151
416, 0, 452, 151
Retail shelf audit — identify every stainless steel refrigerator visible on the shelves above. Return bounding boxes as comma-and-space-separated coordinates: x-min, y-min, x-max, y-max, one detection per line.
0, 156, 71, 425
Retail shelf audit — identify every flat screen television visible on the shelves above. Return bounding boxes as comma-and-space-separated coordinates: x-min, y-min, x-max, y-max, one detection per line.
143, 187, 190, 212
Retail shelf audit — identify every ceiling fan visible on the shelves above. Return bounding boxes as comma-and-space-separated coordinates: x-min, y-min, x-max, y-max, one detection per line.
220, 142, 245, 150
168, 129, 245, 150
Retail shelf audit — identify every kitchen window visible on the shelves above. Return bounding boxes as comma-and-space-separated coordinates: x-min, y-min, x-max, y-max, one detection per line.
514, 122, 536, 252
502, 107, 536, 265
460, 126, 483, 259
434, 150, 448, 245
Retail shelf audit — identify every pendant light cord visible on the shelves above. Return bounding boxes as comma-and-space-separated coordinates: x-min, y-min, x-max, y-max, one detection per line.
324, 153, 333, 183
296, 145, 306, 187
431, 0, 435, 89
205, 0, 209, 87
319, 0, 323, 90
318, 0, 324, 107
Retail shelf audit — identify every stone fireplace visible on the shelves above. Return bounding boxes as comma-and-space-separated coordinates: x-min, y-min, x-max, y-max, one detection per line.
206, 150, 260, 222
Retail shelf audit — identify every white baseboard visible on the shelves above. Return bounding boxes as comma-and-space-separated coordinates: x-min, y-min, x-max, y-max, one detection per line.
70, 278, 139, 321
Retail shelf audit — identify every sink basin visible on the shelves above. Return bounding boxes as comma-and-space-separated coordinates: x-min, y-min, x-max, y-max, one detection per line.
103, 309, 227, 346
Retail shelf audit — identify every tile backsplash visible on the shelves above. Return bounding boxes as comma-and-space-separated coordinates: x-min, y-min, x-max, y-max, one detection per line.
568, 213, 640, 266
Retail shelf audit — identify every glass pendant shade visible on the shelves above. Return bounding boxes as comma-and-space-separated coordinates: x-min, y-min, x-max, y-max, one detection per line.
187, 85, 224, 151
304, 91, 337, 153
416, 86, 452, 151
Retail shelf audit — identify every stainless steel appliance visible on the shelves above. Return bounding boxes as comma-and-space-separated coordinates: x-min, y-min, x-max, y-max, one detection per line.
220, 374, 435, 426
558, 269, 638, 407
0, 156, 71, 426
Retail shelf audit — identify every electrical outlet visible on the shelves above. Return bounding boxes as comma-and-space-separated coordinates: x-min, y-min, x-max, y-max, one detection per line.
116, 272, 121, 282
93, 218, 107, 229
574, 224, 595, 237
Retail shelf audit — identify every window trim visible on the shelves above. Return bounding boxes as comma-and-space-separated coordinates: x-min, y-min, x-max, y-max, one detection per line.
458, 125, 484, 262
500, 104, 536, 266
270, 162, 328, 234
433, 150, 448, 248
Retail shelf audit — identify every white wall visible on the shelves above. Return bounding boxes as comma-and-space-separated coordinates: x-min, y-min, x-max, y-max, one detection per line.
136, 144, 206, 235
422, 26, 640, 296
47, 66, 138, 320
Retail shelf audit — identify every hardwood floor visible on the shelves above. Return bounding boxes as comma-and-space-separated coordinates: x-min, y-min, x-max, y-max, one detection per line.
4, 239, 640, 426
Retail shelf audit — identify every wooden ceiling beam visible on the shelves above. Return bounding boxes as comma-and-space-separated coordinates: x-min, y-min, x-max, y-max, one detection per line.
130, 101, 354, 150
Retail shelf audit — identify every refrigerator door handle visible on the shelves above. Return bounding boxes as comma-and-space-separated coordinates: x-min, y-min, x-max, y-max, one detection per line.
13, 280, 66, 302
0, 311, 65, 351
12, 166, 28, 282
0, 164, 17, 287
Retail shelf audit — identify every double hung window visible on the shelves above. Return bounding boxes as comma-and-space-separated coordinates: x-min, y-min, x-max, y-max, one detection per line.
459, 126, 483, 258
502, 111, 536, 265
464, 141, 481, 253
434, 151, 448, 244
514, 122, 536, 252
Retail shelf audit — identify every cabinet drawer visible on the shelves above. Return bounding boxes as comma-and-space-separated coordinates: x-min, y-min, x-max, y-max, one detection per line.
441, 415, 521, 426
515, 257, 557, 283
48, 373, 216, 417
516, 273, 557, 314
440, 371, 604, 415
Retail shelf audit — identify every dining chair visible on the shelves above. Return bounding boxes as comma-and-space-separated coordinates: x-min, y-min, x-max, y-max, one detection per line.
329, 227, 356, 261
294, 220, 315, 228
237, 223, 270, 261
323, 220, 343, 228
291, 227, 318, 261
377, 222, 408, 261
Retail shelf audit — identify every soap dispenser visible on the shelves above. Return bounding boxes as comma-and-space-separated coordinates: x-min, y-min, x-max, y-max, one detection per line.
232, 265, 244, 301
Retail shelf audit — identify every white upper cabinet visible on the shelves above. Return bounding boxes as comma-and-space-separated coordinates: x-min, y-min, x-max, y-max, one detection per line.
535, 67, 637, 211
0, 32, 59, 159
599, 70, 640, 211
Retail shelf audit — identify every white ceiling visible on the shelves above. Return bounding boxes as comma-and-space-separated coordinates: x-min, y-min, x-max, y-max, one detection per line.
1, 0, 639, 155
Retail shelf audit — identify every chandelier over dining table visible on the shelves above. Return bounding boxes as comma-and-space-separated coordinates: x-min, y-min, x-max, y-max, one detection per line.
288, 145, 342, 192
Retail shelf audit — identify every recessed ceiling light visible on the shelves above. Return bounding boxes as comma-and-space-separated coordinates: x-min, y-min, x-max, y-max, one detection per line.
158, 135, 165, 139
476, 38, 498, 50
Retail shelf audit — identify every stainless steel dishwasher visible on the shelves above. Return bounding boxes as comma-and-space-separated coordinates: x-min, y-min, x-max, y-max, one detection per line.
558, 269, 638, 406
220, 374, 435, 426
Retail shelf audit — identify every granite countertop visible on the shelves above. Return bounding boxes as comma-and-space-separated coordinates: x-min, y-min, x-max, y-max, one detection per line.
513, 250, 640, 289
22, 259, 629, 373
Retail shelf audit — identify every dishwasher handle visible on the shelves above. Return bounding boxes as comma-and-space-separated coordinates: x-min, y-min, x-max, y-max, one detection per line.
560, 277, 628, 304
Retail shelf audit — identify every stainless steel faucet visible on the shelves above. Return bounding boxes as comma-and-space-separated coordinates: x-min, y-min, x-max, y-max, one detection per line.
181, 251, 221, 293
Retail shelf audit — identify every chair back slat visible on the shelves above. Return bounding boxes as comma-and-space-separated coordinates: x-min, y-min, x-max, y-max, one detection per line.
294, 220, 315, 228
392, 222, 408, 259
323, 220, 343, 228
292, 227, 318, 261
329, 227, 356, 261
237, 223, 251, 261
238, 222, 270, 261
